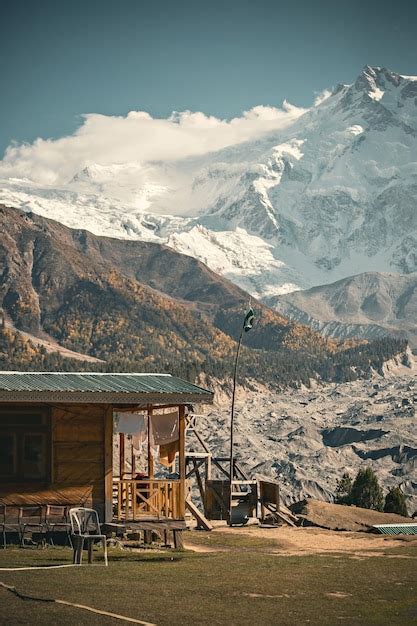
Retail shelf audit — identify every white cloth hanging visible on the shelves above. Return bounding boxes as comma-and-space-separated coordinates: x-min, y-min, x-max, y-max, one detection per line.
115, 413, 146, 439
150, 410, 179, 467
150, 411, 179, 445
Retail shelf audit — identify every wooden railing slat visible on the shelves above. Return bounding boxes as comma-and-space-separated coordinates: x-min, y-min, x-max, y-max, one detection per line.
114, 479, 182, 521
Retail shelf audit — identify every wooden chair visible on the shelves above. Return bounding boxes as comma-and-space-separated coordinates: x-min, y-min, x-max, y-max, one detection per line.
0, 505, 22, 548
45, 505, 72, 547
69, 507, 108, 566
20, 506, 47, 547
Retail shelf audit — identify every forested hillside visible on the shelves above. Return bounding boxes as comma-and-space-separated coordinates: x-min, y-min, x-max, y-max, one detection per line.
0, 207, 409, 387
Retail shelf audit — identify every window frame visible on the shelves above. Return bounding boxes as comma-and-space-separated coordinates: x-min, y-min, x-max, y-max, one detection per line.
0, 406, 51, 484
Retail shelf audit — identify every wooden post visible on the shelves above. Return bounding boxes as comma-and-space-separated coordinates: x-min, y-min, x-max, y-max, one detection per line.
206, 453, 212, 480
147, 406, 154, 478
117, 482, 122, 521
193, 459, 207, 515
131, 436, 135, 478
119, 432, 125, 480
204, 455, 212, 515
132, 481, 137, 520
179, 405, 186, 519
104, 406, 113, 523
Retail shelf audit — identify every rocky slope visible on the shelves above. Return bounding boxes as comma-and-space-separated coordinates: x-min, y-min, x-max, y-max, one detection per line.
1, 66, 416, 301
274, 271, 417, 349
196, 356, 417, 513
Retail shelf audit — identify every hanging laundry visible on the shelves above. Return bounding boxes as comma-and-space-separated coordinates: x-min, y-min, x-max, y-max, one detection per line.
150, 411, 179, 445
150, 410, 179, 467
115, 413, 147, 439
159, 441, 179, 467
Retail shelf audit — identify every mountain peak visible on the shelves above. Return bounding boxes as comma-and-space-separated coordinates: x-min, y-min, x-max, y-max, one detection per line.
70, 164, 99, 183
353, 66, 405, 101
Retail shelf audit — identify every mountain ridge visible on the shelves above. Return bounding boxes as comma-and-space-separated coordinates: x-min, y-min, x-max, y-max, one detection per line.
274, 271, 417, 349
0, 206, 407, 386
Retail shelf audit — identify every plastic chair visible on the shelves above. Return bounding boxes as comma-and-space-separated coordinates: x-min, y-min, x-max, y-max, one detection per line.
0, 505, 22, 548
20, 506, 47, 547
45, 505, 72, 547
69, 507, 108, 566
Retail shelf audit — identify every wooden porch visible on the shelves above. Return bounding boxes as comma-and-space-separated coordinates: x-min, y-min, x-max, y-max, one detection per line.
113, 405, 186, 522
114, 479, 183, 521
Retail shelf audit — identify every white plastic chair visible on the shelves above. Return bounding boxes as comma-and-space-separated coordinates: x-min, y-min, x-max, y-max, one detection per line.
69, 507, 108, 566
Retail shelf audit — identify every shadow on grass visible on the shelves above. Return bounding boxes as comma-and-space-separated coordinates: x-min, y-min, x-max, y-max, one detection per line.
0, 545, 204, 569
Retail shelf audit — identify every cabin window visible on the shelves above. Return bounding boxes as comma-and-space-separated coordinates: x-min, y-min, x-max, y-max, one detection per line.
0, 434, 17, 476
0, 410, 50, 482
22, 434, 47, 479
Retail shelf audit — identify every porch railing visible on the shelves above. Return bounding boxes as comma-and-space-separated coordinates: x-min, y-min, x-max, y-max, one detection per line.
114, 479, 183, 521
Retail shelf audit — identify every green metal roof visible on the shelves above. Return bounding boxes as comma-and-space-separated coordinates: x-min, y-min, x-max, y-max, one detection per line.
373, 523, 417, 535
0, 372, 213, 405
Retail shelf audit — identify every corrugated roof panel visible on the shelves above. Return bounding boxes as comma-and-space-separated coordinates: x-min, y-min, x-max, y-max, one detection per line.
373, 523, 417, 535
0, 372, 212, 399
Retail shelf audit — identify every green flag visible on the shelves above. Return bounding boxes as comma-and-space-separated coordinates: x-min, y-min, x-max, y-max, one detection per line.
243, 308, 255, 332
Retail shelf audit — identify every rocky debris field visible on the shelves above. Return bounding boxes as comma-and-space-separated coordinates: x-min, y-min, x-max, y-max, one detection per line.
197, 358, 417, 514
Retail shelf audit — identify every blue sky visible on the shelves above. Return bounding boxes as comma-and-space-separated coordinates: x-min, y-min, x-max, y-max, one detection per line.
1, 0, 416, 156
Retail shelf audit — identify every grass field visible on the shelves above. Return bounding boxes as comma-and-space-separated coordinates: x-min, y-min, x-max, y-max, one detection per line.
0, 529, 416, 625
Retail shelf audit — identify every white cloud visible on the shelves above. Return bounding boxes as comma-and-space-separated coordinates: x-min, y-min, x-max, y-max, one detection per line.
0, 101, 308, 185
313, 89, 332, 107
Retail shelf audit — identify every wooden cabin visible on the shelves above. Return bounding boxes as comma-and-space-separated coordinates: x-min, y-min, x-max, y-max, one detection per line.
0, 372, 213, 524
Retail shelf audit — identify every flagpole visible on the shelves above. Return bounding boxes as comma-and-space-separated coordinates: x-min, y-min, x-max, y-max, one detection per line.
228, 325, 244, 525
228, 308, 254, 526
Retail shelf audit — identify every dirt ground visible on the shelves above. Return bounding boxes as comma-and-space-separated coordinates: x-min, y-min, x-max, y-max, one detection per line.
185, 522, 417, 557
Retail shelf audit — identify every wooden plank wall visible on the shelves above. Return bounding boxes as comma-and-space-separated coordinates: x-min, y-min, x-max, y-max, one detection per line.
0, 403, 113, 521
52, 404, 107, 518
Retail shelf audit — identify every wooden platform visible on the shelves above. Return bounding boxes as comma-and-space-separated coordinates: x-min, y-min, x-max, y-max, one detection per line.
105, 519, 187, 548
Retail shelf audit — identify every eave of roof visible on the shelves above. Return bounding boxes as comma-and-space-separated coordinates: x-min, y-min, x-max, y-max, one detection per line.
0, 372, 214, 405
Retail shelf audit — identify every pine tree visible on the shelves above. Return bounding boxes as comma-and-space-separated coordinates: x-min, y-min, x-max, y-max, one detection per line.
335, 472, 353, 504
384, 487, 408, 517
349, 467, 384, 511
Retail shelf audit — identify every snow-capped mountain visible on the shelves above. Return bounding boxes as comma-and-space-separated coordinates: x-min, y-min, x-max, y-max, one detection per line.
1, 66, 416, 301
